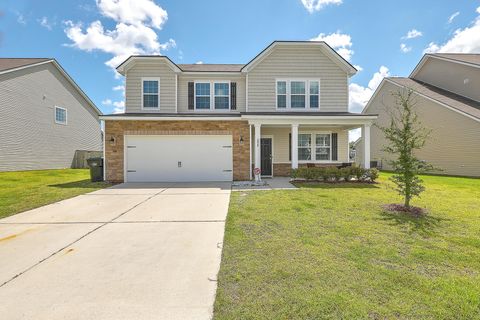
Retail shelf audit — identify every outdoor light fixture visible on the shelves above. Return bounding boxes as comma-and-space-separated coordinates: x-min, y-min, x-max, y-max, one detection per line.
239, 136, 244, 145
109, 136, 116, 145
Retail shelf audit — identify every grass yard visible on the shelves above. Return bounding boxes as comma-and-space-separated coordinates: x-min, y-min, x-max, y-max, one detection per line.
0, 169, 112, 219
214, 173, 480, 319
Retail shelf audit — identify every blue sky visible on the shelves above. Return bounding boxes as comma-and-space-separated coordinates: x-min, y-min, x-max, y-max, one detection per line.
1, 0, 479, 118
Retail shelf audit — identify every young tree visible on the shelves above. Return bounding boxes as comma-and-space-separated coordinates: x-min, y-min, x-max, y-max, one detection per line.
377, 89, 435, 209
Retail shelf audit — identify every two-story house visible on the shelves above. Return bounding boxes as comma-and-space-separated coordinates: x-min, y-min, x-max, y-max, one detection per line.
100, 41, 377, 182
359, 53, 480, 177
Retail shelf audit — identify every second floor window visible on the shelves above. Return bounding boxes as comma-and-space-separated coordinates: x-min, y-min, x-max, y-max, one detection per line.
195, 81, 231, 110
276, 80, 320, 109
55, 106, 67, 125
142, 78, 160, 109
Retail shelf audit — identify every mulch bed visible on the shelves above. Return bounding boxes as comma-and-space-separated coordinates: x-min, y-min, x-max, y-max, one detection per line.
382, 203, 427, 216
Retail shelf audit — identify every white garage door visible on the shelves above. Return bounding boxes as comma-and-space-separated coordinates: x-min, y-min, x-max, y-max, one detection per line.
125, 135, 233, 182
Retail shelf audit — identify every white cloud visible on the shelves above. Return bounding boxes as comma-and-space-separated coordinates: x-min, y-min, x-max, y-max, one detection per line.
113, 85, 125, 91
102, 98, 125, 113
349, 66, 390, 113
102, 99, 113, 105
301, 0, 342, 13
400, 43, 412, 53
424, 7, 480, 54
403, 29, 423, 39
310, 31, 353, 61
113, 100, 125, 113
96, 0, 167, 29
14, 11, 27, 25
448, 11, 460, 24
38, 16, 53, 30
195, 61, 204, 64
64, 0, 174, 73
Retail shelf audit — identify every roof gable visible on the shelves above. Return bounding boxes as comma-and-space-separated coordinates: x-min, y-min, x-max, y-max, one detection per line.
241, 41, 357, 76
0, 58, 101, 115
410, 53, 480, 78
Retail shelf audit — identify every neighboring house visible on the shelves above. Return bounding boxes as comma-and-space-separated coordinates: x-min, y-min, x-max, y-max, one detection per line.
359, 53, 480, 177
0, 58, 102, 171
100, 41, 377, 182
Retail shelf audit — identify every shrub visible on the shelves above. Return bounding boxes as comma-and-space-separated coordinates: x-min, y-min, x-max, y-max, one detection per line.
339, 167, 352, 181
365, 168, 379, 182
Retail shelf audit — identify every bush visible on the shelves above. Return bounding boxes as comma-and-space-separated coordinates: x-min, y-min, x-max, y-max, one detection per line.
365, 168, 379, 182
291, 166, 379, 183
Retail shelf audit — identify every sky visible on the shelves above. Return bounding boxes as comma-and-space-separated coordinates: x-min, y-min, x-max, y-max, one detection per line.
1, 0, 480, 140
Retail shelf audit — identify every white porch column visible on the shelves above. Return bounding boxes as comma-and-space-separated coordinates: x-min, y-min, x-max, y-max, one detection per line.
363, 124, 371, 169
254, 123, 261, 179
291, 124, 299, 169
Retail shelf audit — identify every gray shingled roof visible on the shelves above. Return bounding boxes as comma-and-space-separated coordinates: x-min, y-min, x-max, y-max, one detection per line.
387, 77, 480, 120
177, 64, 244, 72
431, 53, 480, 66
0, 58, 52, 73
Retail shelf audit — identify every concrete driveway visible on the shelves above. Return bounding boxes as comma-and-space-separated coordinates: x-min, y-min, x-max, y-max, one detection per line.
0, 182, 231, 320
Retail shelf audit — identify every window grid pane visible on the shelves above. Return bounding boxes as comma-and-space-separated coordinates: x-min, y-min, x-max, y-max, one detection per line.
196, 97, 210, 109
214, 83, 229, 96
291, 95, 306, 108
143, 80, 158, 94
143, 95, 158, 108
277, 81, 287, 94
310, 95, 319, 108
215, 97, 229, 109
298, 148, 312, 160
291, 81, 305, 94
55, 108, 66, 123
277, 95, 287, 108
316, 147, 330, 160
195, 83, 210, 96
309, 81, 319, 94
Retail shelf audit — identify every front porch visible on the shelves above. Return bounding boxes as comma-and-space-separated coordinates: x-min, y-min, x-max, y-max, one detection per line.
245, 113, 376, 179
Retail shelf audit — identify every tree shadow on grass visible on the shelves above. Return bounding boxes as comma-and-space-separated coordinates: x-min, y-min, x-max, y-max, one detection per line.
378, 209, 448, 237
49, 180, 113, 189
293, 182, 380, 189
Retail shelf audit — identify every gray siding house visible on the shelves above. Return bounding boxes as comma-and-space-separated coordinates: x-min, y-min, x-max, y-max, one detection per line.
0, 58, 102, 171
359, 53, 480, 177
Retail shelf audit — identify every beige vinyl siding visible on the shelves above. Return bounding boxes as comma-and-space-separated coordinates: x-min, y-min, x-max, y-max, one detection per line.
0, 63, 101, 171
248, 45, 349, 112
125, 60, 176, 113
365, 81, 480, 177
413, 58, 480, 102
259, 127, 349, 164
177, 74, 246, 113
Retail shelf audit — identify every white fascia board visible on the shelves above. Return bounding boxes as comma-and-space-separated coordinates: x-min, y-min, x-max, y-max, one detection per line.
100, 116, 243, 121
118, 56, 182, 75
0, 60, 53, 76
411, 54, 480, 78
243, 116, 377, 126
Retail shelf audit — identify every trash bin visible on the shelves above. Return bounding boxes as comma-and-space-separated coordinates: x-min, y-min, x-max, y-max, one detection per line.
87, 157, 104, 182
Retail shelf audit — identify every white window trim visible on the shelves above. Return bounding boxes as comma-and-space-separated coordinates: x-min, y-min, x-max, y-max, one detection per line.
276, 79, 320, 110
297, 131, 333, 163
141, 77, 160, 110
54, 106, 67, 125
194, 80, 231, 111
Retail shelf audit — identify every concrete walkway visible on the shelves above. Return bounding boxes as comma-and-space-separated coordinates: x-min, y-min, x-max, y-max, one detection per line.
0, 182, 231, 320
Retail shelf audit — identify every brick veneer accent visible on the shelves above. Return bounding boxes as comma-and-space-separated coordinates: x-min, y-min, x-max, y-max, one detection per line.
104, 120, 250, 182
273, 163, 292, 177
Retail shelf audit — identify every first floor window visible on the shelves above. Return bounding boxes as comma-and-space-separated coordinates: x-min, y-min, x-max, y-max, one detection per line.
195, 82, 211, 109
214, 83, 229, 109
298, 134, 312, 160
142, 79, 159, 109
315, 134, 331, 160
55, 107, 67, 124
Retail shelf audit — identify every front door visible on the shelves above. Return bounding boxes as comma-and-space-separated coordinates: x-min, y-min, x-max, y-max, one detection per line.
260, 138, 272, 176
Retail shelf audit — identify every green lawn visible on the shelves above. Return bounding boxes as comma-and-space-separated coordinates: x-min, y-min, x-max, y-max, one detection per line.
214, 173, 480, 319
0, 169, 112, 219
